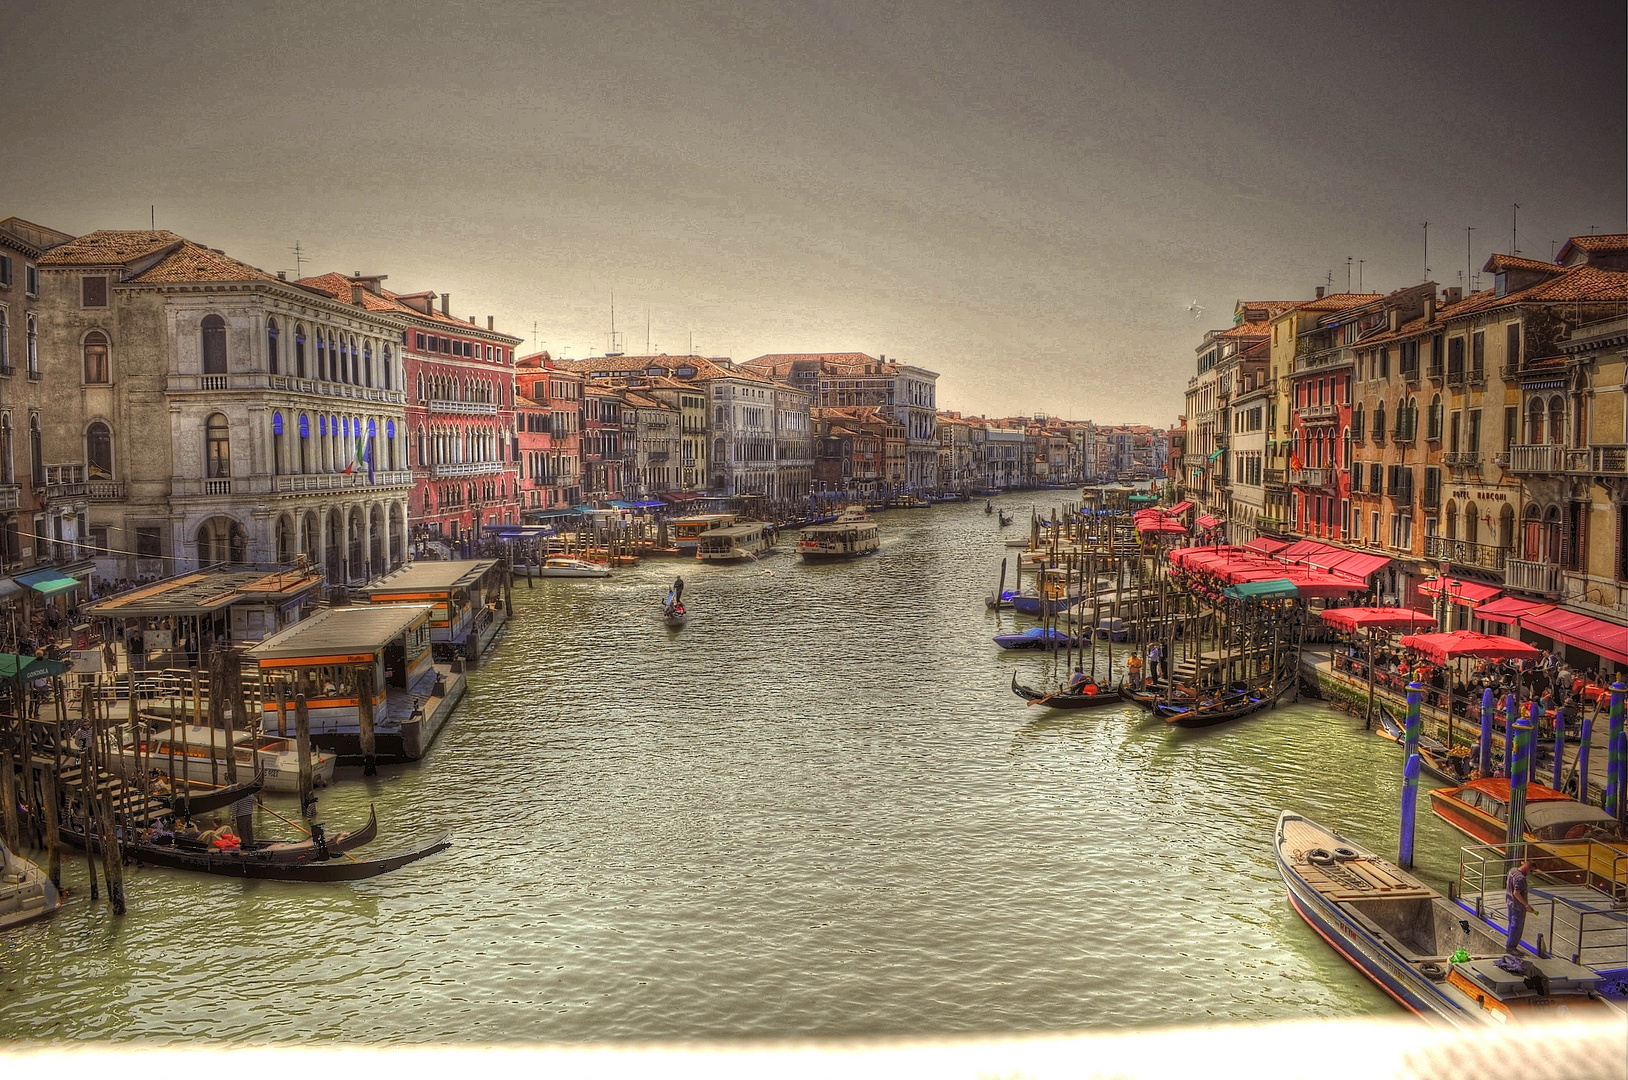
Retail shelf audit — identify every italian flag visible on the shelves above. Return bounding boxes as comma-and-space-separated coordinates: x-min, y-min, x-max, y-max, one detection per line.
344, 433, 365, 474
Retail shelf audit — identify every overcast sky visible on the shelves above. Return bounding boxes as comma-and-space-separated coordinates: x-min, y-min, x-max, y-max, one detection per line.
1, 1, 1622, 424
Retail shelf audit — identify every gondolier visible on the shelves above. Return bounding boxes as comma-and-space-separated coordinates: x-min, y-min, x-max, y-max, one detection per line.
1504, 857, 1535, 954
1148, 642, 1165, 682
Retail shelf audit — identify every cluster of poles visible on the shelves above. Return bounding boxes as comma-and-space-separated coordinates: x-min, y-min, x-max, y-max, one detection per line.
1394, 680, 1628, 869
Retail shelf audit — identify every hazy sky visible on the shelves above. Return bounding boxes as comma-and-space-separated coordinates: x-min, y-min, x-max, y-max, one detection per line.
1, 1, 1622, 423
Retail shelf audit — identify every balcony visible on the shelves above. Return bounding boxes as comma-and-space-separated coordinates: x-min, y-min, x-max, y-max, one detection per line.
1505, 558, 1563, 597
1290, 467, 1333, 488
87, 481, 125, 501
1423, 535, 1507, 573
426, 397, 499, 416
1442, 451, 1482, 470
1297, 402, 1337, 422
431, 460, 504, 478
0, 485, 17, 510
1507, 443, 1628, 476
43, 463, 87, 501
168, 372, 407, 405
1507, 444, 1564, 473
1263, 467, 1286, 488
273, 470, 413, 493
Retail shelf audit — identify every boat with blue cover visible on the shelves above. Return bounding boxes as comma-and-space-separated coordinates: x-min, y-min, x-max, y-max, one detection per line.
993, 626, 1081, 651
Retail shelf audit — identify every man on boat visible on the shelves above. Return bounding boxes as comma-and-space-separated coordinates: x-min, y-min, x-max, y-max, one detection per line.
1067, 666, 1095, 695
1126, 652, 1144, 689
1148, 642, 1165, 682
1504, 857, 1535, 954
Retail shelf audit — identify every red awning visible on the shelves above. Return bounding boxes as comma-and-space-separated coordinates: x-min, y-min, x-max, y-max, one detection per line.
1195, 514, 1222, 529
1519, 607, 1628, 666
1278, 539, 1340, 561
1474, 596, 1548, 627
1321, 607, 1437, 632
1418, 576, 1501, 606
1137, 519, 1188, 534
1316, 550, 1392, 581
1243, 537, 1289, 555
1168, 500, 1194, 515
1397, 630, 1542, 663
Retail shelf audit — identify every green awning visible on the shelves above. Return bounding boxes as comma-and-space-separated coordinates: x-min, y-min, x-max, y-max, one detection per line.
15, 568, 81, 597
1223, 579, 1300, 601
0, 653, 68, 682
1207, 448, 1225, 462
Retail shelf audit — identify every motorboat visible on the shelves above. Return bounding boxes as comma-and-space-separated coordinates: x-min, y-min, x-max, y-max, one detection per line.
1095, 617, 1128, 641
110, 722, 337, 793
1429, 778, 1626, 893
0, 840, 59, 930
696, 523, 776, 561
798, 508, 880, 561
538, 555, 611, 578
1275, 811, 1615, 1026
993, 626, 1080, 651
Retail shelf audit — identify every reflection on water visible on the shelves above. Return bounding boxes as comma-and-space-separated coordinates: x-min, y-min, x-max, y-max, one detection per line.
1, 502, 1469, 1042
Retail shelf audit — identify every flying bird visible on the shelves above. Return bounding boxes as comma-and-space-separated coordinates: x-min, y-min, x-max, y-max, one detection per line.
1186, 300, 1205, 319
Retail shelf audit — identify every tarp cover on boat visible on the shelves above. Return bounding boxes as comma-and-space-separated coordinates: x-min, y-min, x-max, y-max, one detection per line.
1321, 607, 1436, 632
1397, 630, 1541, 664
1418, 576, 1501, 606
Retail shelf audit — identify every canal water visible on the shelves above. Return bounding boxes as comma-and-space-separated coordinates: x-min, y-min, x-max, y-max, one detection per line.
1, 500, 1471, 1043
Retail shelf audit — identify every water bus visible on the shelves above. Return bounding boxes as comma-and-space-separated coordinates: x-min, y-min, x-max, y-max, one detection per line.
672, 514, 737, 554
797, 508, 880, 561
696, 523, 776, 562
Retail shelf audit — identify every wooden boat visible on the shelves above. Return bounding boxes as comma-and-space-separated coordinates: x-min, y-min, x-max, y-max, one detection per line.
163, 774, 266, 816
1374, 708, 1472, 783
0, 840, 59, 930
538, 555, 610, 578
993, 626, 1080, 651
110, 723, 335, 793
998, 511, 1014, 526
1119, 682, 1193, 711
1007, 592, 1084, 617
1275, 810, 1615, 1026
662, 576, 688, 628
797, 508, 880, 561
1157, 681, 1285, 728
1429, 780, 1627, 891
1010, 672, 1125, 711
1095, 617, 1128, 642
985, 501, 994, 515
67, 825, 450, 883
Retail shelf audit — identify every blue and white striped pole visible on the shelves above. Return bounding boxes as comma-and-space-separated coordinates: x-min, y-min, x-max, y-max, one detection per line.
1577, 704, 1594, 805
1399, 753, 1421, 870
1478, 686, 1495, 779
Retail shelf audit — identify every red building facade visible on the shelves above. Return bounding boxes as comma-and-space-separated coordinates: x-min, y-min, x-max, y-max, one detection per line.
514, 355, 583, 515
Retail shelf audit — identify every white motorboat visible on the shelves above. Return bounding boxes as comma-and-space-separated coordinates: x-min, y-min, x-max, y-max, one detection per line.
0, 840, 58, 930
538, 555, 611, 578
111, 722, 336, 794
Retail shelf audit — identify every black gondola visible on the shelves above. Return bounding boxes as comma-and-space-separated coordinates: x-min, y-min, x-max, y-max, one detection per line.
1118, 682, 1192, 711
163, 774, 266, 817
1010, 671, 1126, 711
65, 826, 450, 882
1156, 682, 1287, 728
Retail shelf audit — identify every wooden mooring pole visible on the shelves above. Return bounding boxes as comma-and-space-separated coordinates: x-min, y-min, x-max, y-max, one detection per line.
358, 666, 377, 776
295, 691, 314, 819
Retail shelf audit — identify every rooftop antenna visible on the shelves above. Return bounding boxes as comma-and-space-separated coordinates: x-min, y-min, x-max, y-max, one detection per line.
1551, 240, 1558, 261
1511, 204, 1520, 254
1325, 269, 1334, 293
1466, 226, 1475, 292
1358, 259, 1365, 291
646, 307, 651, 354
1346, 256, 1353, 292
1421, 222, 1431, 280
532, 321, 539, 350
607, 291, 623, 356
150, 205, 155, 230
291, 241, 306, 279
688, 330, 693, 355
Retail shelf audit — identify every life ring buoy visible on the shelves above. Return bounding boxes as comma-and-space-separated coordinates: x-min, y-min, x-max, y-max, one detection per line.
1306, 848, 1336, 867
1332, 847, 1359, 861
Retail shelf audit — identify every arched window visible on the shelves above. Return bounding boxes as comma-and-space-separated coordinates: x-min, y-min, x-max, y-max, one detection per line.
299, 413, 310, 474
1523, 503, 1542, 560
26, 314, 37, 375
294, 324, 307, 377
1464, 501, 1479, 545
271, 411, 285, 476
316, 334, 328, 381
201, 314, 227, 374
1444, 500, 1458, 540
86, 421, 113, 478
382, 346, 392, 389
83, 330, 110, 384
1573, 393, 1587, 449
1548, 396, 1566, 446
1543, 505, 1562, 562
363, 343, 373, 387
1526, 397, 1545, 444
267, 317, 280, 374
28, 414, 42, 486
205, 413, 231, 478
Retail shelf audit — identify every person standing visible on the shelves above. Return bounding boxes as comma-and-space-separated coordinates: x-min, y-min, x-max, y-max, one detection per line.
1504, 857, 1535, 954
1148, 642, 1165, 682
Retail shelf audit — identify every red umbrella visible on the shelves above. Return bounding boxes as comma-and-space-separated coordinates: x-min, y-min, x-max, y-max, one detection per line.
1321, 607, 1436, 632
1396, 630, 1542, 664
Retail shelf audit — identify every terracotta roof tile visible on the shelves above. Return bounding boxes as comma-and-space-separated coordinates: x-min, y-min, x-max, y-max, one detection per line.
128, 241, 278, 284
296, 274, 521, 340
1296, 292, 1385, 312
1482, 253, 1563, 276
37, 230, 186, 266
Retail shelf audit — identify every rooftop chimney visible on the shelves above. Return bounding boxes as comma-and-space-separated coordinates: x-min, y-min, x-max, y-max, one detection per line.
350, 284, 366, 306
440, 293, 450, 316
1423, 293, 1436, 325
468, 315, 475, 324
1315, 286, 1325, 299
276, 270, 286, 281
1443, 286, 1462, 305
487, 316, 494, 331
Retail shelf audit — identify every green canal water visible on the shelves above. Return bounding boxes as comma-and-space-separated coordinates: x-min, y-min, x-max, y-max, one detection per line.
1, 500, 1472, 1043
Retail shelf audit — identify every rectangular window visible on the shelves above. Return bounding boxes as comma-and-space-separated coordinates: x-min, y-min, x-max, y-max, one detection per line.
415, 332, 425, 350
1379, 348, 1389, 378
1505, 406, 1518, 449
1447, 337, 1465, 379
1369, 462, 1382, 493
1371, 510, 1380, 544
81, 275, 107, 307
1450, 411, 1461, 453
1471, 331, 1485, 378
1467, 409, 1481, 453
0, 255, 10, 286
1506, 322, 1521, 369
25, 265, 37, 296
